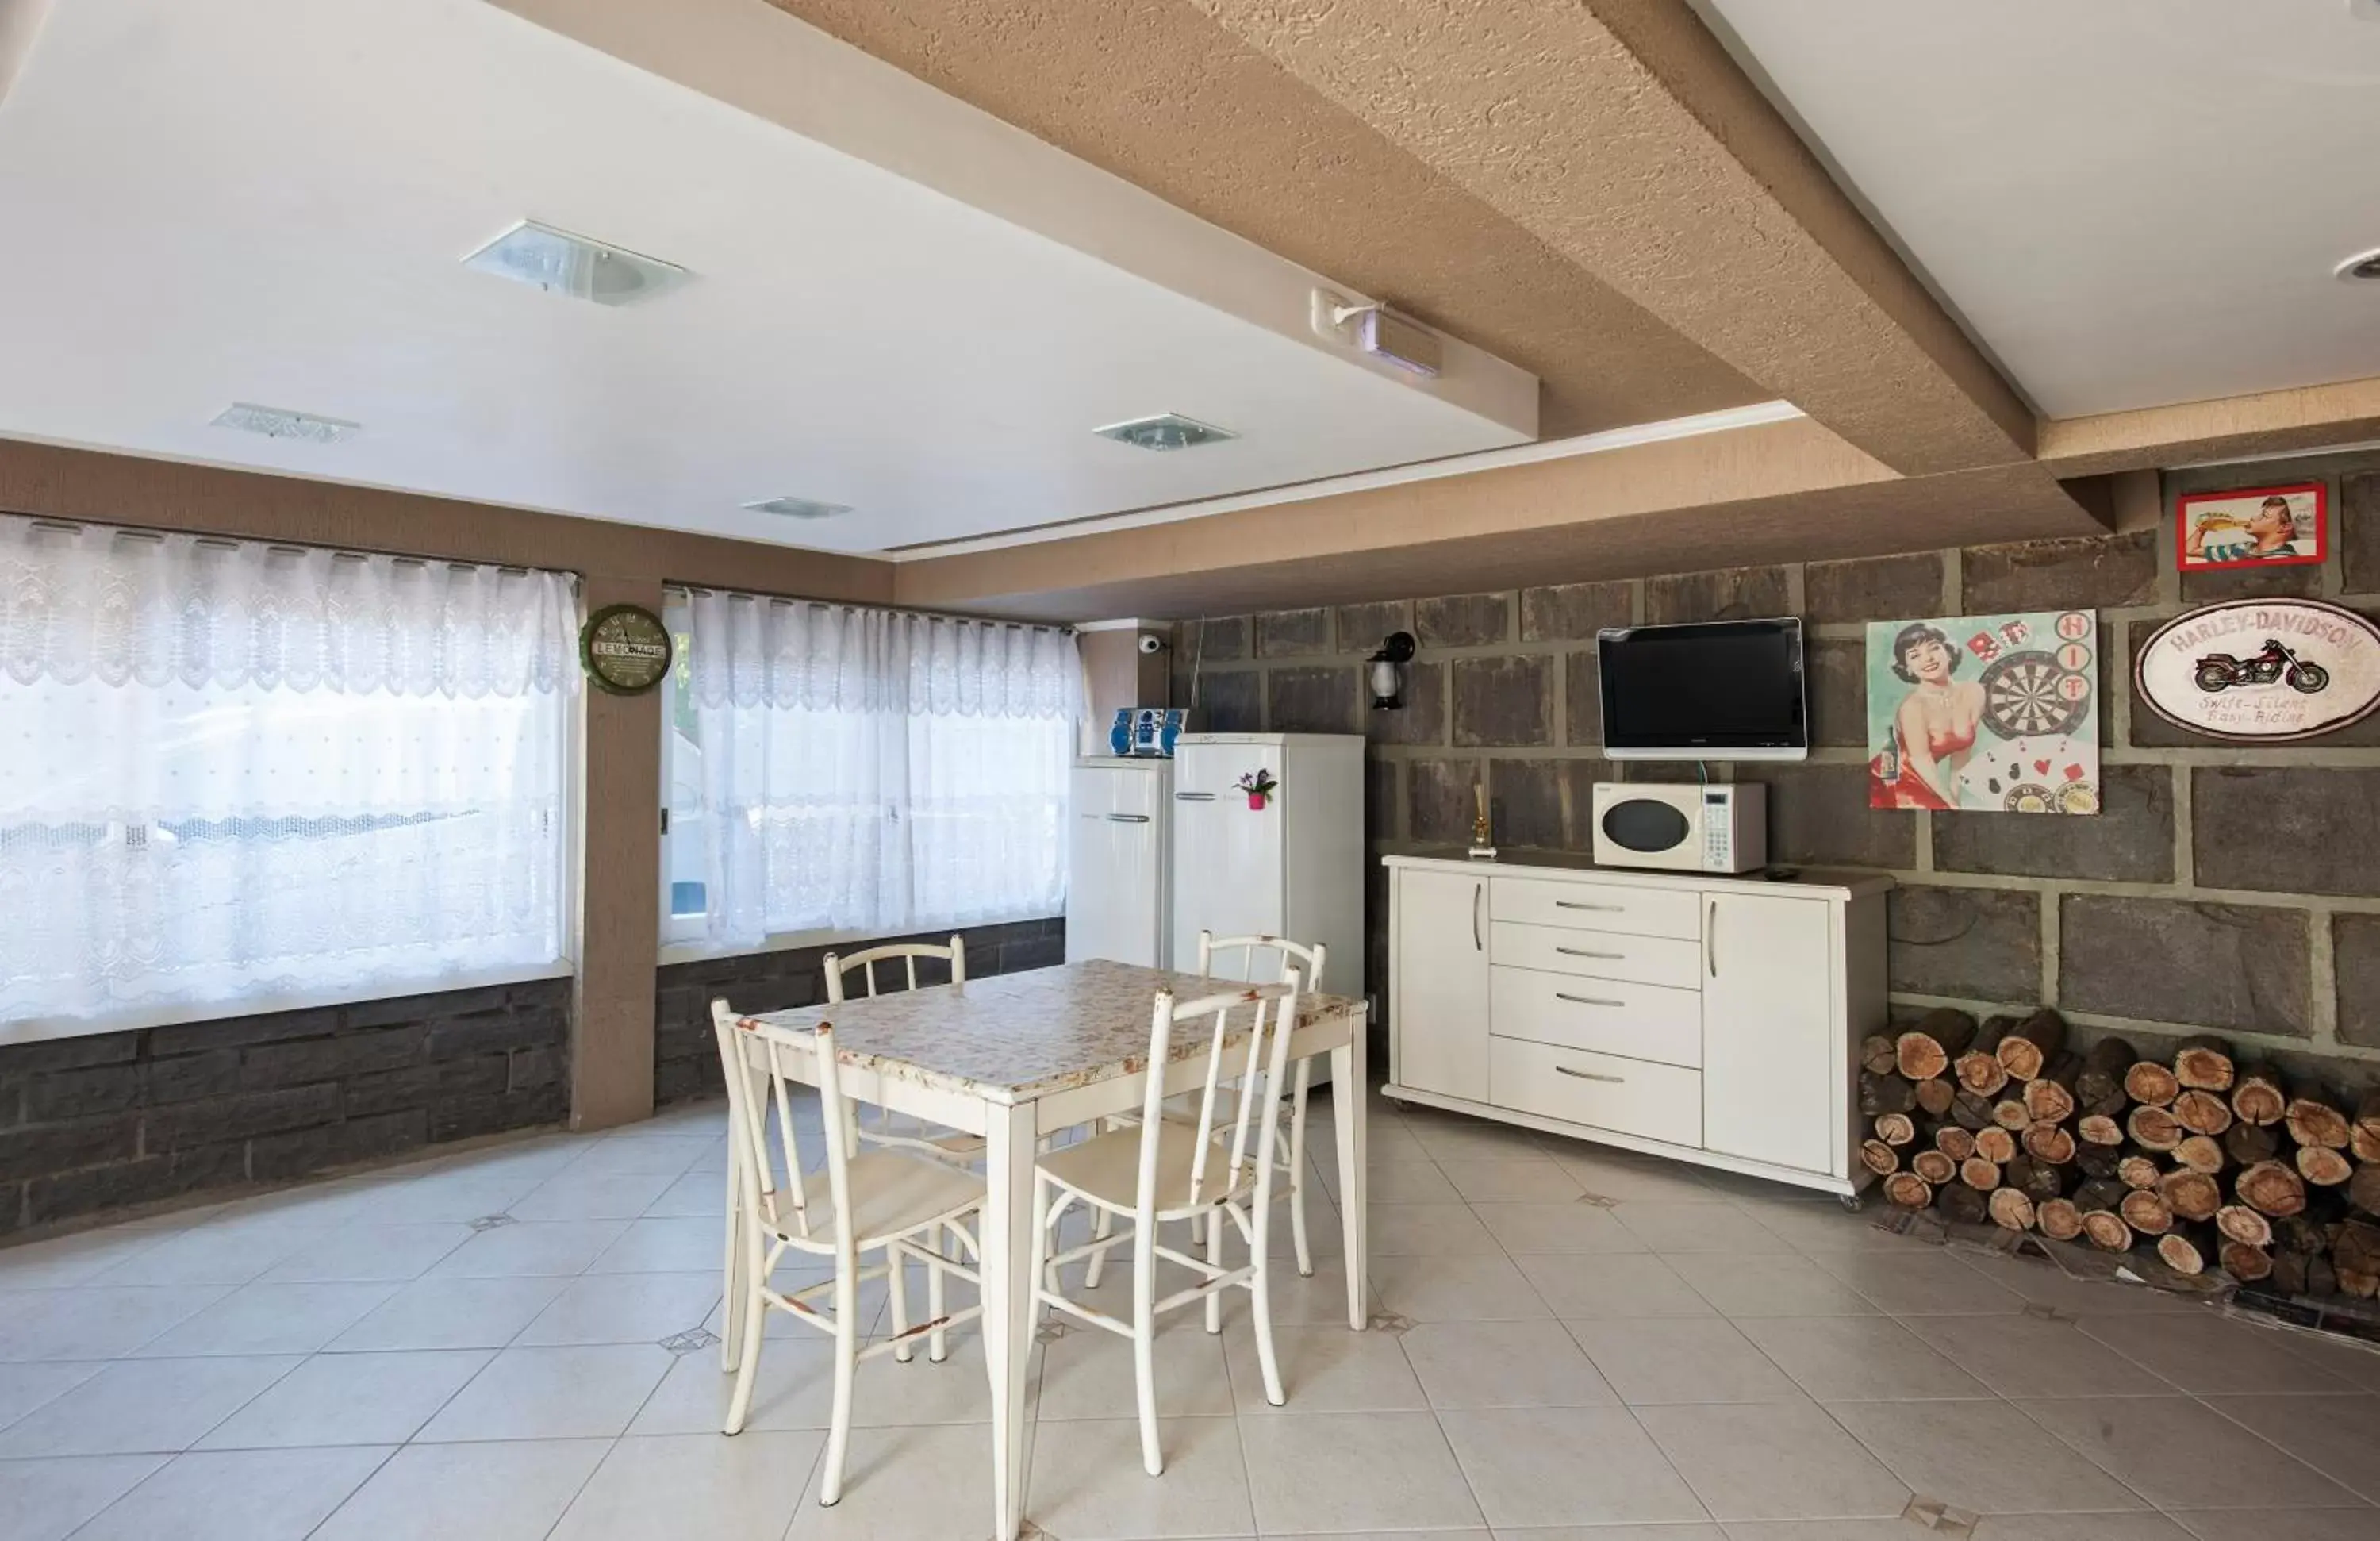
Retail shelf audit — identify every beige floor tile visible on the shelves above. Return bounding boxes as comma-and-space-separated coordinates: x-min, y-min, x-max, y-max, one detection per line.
549, 1430, 820, 1541
1369, 1252, 1549, 1321
1566, 1317, 1805, 1405
310, 1437, 611, 1541
85, 1224, 312, 1287
1962, 1520, 2200, 1541
509, 1171, 680, 1223
1808, 1247, 2031, 1314
784, 1421, 996, 1540
1361, 1159, 1463, 1205
2204, 1394, 2380, 1502
631, 1340, 835, 1435
1368, 1202, 1499, 1256
1224, 1322, 1424, 1413
0, 1453, 167, 1541
1906, 1313, 2179, 1398
198, 1348, 491, 1448
514, 1270, 721, 1347
2082, 1315, 2364, 1396
257, 1224, 477, 1284
851, 1331, 1017, 1426
71, 1445, 392, 1541
129, 1281, 398, 1358
0, 1229, 174, 1290
1827, 1397, 2148, 1514
587, 1216, 726, 1274
1610, 1201, 1794, 1255
425, 1219, 631, 1279
2274, 1332, 2380, 1396
1954, 1251, 2207, 1316
0, 1285, 229, 1362
1667, 1252, 1882, 1317
1727, 1195, 1925, 1252
1398, 1317, 1617, 1408
1403, 1115, 1551, 1163
565, 1136, 716, 1179
2016, 1395, 2363, 1511
1495, 1527, 1721, 1541
1027, 1415, 1253, 1539
2166, 1511, 2380, 1539
1514, 1251, 1716, 1318
1548, 1148, 1733, 1204
1720, 1523, 1964, 1541
1441, 1404, 1709, 1528
362, 1174, 546, 1227
0, 1354, 301, 1457
1637, 1401, 1910, 1521
0, 1361, 103, 1430
1473, 1200, 1649, 1255
643, 1170, 731, 1220
414, 1343, 674, 1442
1734, 1315, 1989, 1401
1434, 1157, 1586, 1202
327, 1272, 572, 1351
1238, 1409, 1484, 1534
1040, 1315, 1234, 1421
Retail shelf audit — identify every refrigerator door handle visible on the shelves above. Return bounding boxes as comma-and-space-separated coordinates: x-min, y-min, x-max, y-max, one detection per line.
1105, 813, 1151, 824
1174, 791, 1217, 801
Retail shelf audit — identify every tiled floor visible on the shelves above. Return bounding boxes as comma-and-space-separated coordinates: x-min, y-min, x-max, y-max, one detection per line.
3, 1083, 2378, 1540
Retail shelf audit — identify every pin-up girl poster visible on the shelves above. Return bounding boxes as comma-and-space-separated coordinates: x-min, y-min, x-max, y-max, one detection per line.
1868, 611, 2099, 814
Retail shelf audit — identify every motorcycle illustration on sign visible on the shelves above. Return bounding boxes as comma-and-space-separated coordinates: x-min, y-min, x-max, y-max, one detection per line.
2191, 639, 2329, 696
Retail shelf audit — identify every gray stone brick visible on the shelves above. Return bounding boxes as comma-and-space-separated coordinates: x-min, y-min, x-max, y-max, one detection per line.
148, 1005, 342, 1058
1564, 651, 1602, 747
1887, 885, 2041, 1004
351, 985, 511, 1028
1961, 530, 2157, 613
1806, 639, 1866, 748
1365, 659, 1445, 747
145, 1051, 243, 1105
1268, 667, 1361, 735
2059, 895, 2311, 1036
2339, 472, 2380, 595
0, 1116, 140, 1182
1257, 608, 1330, 658
0, 1035, 136, 1074
1366, 758, 1398, 844
1452, 655, 1553, 747
1933, 765, 2173, 882
25, 1142, 248, 1228
1196, 668, 1262, 732
424, 1014, 541, 1063
2193, 766, 2380, 897
1761, 763, 1917, 869
507, 1047, 566, 1094
2335, 914, 2380, 1049
244, 1028, 424, 1089
1408, 759, 1483, 845
1335, 600, 1413, 655
251, 1111, 428, 1181
1643, 566, 1790, 624
1804, 552, 1944, 624
1491, 758, 1605, 851
23, 1064, 144, 1123
1520, 581, 1631, 641
1182, 616, 1249, 663
2182, 560, 2322, 603
142, 1085, 340, 1151
1415, 593, 1511, 648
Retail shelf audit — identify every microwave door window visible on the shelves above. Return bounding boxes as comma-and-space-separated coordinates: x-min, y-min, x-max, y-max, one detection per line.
1602, 799, 1691, 853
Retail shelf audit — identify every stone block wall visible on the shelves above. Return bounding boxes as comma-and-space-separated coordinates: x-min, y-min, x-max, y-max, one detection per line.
0, 978, 570, 1237
1176, 452, 2380, 1078
652, 917, 1067, 1105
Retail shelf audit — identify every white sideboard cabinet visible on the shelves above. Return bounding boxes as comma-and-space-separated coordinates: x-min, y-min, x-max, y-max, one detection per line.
1383, 853, 1891, 1197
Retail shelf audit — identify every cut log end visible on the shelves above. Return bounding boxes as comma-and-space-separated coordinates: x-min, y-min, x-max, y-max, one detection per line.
2117, 1154, 2163, 1191
2125, 1061, 2182, 1108
1896, 1009, 1980, 1082
2081, 1209, 2136, 1253
2159, 1169, 2224, 1223
2216, 1204, 2275, 1248
1955, 1051, 2010, 1098
1988, 1186, 2037, 1232
2129, 1105, 2183, 1152
2076, 1113, 2125, 1147
2173, 1038, 2236, 1093
1875, 1113, 1918, 1147
2221, 1241, 2274, 1283
2119, 1188, 2174, 1235
2230, 1072, 2286, 1128
1936, 1125, 1978, 1162
2037, 1197, 2084, 1241
1960, 1156, 2003, 1192
1937, 1182, 1990, 1227
1996, 1009, 2068, 1082
2172, 1135, 2227, 1176
2157, 1228, 2213, 1276
2236, 1160, 2309, 1219
1915, 1076, 1956, 1118
1882, 1171, 1935, 1210
2297, 1146, 2355, 1188
2021, 1122, 2077, 1166
1860, 1139, 1901, 1177
1974, 1126, 2018, 1166
1911, 1149, 1958, 1186
1860, 1034, 1900, 1078
2171, 1089, 2234, 1138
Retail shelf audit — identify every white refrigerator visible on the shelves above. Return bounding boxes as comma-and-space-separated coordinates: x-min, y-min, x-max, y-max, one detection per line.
1168, 732, 1365, 1005
1065, 757, 1172, 969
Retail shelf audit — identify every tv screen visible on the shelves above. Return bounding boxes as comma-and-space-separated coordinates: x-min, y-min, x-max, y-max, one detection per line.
1597, 618, 1808, 760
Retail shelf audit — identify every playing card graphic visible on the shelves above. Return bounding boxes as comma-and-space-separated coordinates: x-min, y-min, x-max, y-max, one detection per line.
1868, 610, 2099, 814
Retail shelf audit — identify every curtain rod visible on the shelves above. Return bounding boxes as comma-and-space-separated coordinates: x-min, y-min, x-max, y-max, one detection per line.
663, 582, 1073, 636
11, 513, 539, 577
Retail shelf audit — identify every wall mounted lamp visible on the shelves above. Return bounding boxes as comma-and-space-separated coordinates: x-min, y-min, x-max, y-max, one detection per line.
1368, 630, 1417, 710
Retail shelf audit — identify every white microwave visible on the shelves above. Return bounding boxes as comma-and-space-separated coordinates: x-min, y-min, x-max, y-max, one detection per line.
1590, 782, 1767, 874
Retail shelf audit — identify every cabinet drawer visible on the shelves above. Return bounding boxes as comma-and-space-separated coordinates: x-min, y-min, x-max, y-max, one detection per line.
1491, 876, 1702, 940
1490, 966, 1702, 1069
1489, 1037, 1702, 1147
1491, 920, 1703, 991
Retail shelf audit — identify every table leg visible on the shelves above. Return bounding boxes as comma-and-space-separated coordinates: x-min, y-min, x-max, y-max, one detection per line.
981, 1100, 1038, 1540
1332, 1028, 1368, 1329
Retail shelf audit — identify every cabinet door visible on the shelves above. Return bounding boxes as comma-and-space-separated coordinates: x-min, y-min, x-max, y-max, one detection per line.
1394, 869, 1491, 1102
1701, 892, 1837, 1175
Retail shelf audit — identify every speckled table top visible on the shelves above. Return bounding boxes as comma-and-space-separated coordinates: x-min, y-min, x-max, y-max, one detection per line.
739, 959, 1366, 1105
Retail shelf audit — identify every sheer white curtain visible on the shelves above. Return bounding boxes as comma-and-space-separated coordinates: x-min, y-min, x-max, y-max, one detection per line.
0, 515, 576, 1029
669, 587, 1077, 949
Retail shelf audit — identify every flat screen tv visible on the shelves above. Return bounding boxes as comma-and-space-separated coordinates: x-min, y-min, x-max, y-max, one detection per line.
1596, 617, 1808, 761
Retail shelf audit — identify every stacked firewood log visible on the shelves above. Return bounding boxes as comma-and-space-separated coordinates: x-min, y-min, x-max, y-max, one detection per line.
1863, 1009, 2380, 1297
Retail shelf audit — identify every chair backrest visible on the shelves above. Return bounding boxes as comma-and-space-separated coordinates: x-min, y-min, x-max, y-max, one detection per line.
1198, 931, 1326, 995
824, 936, 966, 1003
1134, 972, 1303, 1217
713, 1000, 862, 1257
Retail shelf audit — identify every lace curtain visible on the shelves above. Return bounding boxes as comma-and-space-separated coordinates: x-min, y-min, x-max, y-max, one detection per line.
0, 514, 576, 1029
666, 587, 1079, 948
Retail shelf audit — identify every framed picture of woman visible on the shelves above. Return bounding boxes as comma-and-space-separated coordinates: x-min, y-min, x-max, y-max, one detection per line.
1867, 610, 2100, 814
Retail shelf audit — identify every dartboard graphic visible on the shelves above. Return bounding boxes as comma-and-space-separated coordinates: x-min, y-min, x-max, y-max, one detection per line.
1979, 649, 2090, 740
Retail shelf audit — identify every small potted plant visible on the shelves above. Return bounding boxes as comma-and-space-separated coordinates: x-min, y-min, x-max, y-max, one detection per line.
1235, 767, 1278, 811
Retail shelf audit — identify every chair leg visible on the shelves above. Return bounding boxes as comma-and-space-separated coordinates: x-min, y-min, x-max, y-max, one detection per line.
720, 1159, 744, 1372
1247, 1203, 1285, 1407
1084, 1205, 1115, 1289
1203, 1203, 1225, 1335
1288, 1059, 1315, 1278
1131, 1213, 1163, 1477
888, 1239, 913, 1363
927, 1223, 950, 1364
820, 1260, 859, 1506
1028, 1180, 1053, 1329
723, 1232, 768, 1435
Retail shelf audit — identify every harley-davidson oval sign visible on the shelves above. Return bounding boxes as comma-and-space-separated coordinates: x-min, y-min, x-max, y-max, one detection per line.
2134, 598, 2380, 742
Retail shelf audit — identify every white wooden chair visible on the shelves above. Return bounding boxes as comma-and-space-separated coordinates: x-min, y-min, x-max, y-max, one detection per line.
1027, 978, 1303, 1476
824, 938, 988, 1166
712, 1001, 986, 1507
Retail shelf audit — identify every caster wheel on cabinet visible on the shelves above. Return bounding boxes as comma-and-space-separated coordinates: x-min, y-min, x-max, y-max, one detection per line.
1838, 1194, 1865, 1213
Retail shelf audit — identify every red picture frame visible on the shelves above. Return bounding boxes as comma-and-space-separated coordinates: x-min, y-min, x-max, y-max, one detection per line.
2176, 482, 2326, 572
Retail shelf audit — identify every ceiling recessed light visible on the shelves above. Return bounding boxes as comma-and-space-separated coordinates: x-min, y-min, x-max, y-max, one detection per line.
210, 402, 358, 444
2336, 248, 2380, 282
1093, 413, 1237, 452
463, 220, 689, 306
743, 496, 852, 520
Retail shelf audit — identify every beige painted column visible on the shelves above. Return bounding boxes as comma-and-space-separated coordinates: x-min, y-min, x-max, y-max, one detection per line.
571, 575, 664, 1129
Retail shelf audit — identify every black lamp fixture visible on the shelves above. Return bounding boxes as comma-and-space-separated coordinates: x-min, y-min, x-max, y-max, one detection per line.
1367, 629, 1417, 710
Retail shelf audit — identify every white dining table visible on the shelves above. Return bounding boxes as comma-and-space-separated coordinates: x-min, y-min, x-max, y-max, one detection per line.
733, 958, 1370, 1541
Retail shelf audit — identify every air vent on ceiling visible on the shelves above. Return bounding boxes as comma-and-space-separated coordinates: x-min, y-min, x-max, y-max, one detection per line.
1093, 413, 1237, 452
743, 496, 852, 520
210, 403, 358, 444
2336, 247, 2380, 282
462, 220, 688, 306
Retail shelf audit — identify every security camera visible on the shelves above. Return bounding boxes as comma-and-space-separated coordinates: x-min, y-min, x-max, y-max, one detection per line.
1137, 633, 1167, 655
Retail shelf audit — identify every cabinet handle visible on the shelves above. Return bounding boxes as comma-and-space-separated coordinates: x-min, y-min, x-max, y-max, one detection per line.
1471, 883, 1483, 952
1105, 813, 1150, 824
1174, 792, 1216, 801
1554, 946, 1622, 960
1556, 1065, 1626, 1084
1706, 898, 1718, 977
1555, 900, 1622, 912
1554, 992, 1625, 1008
